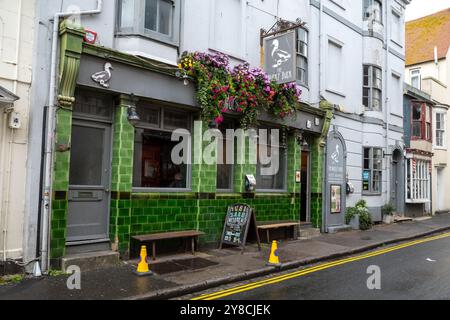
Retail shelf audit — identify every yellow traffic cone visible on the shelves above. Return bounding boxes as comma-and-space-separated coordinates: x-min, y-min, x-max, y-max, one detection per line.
267, 241, 281, 267
134, 246, 153, 276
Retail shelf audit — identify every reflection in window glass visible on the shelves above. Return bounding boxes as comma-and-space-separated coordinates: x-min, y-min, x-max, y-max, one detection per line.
133, 129, 188, 189
120, 0, 135, 29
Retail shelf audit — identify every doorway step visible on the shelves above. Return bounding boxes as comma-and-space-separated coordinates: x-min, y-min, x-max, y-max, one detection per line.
61, 251, 120, 273
299, 223, 321, 239
327, 224, 352, 234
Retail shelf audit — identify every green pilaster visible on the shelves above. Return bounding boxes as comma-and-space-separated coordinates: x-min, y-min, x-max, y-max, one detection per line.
191, 120, 217, 193
110, 95, 135, 257
287, 133, 301, 220
233, 130, 257, 193
309, 100, 334, 229
50, 20, 85, 261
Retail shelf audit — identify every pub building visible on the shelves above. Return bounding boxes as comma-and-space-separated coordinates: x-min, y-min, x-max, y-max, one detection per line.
48, 22, 332, 267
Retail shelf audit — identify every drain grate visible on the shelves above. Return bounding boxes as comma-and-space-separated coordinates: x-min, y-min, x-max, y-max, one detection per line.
150, 258, 219, 275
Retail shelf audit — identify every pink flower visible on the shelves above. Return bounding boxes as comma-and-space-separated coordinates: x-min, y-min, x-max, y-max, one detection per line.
215, 115, 224, 125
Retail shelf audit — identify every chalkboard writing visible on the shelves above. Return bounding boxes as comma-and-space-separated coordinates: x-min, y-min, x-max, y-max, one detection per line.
219, 204, 261, 252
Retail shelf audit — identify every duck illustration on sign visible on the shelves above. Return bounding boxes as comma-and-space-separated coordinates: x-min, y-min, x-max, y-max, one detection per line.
331, 145, 340, 164
271, 39, 292, 68
91, 63, 113, 88
264, 31, 296, 84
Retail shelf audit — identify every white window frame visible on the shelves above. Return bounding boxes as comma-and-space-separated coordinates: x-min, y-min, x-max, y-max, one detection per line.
434, 110, 447, 149
364, 0, 383, 24
296, 27, 309, 86
363, 65, 383, 111
117, 0, 181, 46
406, 157, 431, 203
410, 69, 421, 90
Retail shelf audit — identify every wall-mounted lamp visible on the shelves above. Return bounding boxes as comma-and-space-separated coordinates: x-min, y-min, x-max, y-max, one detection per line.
127, 93, 140, 126
175, 70, 193, 86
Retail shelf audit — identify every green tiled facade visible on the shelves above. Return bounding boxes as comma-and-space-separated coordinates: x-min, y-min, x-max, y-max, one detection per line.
49, 21, 331, 264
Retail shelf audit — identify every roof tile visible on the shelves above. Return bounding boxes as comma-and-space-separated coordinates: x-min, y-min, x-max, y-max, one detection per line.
406, 8, 450, 66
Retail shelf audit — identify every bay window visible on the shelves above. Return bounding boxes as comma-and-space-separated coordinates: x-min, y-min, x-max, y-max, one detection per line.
363, 147, 382, 194
406, 158, 431, 202
118, 0, 180, 45
411, 102, 433, 142
296, 28, 308, 86
363, 65, 382, 111
133, 103, 191, 190
364, 0, 382, 24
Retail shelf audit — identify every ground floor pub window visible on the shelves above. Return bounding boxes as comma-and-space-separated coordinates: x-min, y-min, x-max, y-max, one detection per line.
133, 103, 191, 190
363, 147, 382, 194
216, 120, 234, 191
256, 128, 287, 191
406, 158, 431, 202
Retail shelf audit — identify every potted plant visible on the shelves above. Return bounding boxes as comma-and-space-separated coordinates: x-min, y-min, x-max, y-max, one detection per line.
345, 200, 373, 231
382, 203, 396, 224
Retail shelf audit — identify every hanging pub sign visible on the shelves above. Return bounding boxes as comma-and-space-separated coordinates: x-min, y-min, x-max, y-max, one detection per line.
263, 31, 297, 84
219, 204, 261, 253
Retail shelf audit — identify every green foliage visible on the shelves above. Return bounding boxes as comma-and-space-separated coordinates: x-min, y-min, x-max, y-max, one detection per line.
48, 269, 67, 277
381, 203, 395, 216
345, 200, 373, 231
0, 274, 24, 286
178, 52, 301, 129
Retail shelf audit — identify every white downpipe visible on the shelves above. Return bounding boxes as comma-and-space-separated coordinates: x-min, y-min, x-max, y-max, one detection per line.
384, 0, 390, 204
318, 0, 323, 98
1, 0, 22, 262
41, 0, 103, 272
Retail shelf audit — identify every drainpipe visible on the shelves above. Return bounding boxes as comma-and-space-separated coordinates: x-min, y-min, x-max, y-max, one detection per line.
41, 0, 103, 273
318, 0, 323, 98
384, 0, 390, 206
1, 0, 22, 263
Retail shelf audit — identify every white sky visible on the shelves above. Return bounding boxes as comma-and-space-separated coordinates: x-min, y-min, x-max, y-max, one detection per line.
406, 0, 450, 21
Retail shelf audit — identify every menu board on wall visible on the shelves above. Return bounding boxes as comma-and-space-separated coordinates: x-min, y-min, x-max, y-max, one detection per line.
219, 204, 261, 252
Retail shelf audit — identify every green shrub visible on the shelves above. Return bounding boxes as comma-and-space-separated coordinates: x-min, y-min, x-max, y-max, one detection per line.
381, 203, 395, 216
345, 200, 373, 230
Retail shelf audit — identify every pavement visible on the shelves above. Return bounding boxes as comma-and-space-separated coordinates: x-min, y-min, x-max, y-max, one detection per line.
1, 213, 450, 300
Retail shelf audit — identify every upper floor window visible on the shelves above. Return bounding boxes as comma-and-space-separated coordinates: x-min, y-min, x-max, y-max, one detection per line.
363, 65, 382, 111
364, 0, 382, 24
118, 0, 180, 45
391, 10, 402, 44
411, 102, 432, 142
435, 111, 446, 148
296, 28, 308, 86
411, 69, 421, 89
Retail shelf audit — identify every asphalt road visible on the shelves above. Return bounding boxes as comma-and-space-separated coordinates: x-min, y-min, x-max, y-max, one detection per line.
191, 233, 450, 300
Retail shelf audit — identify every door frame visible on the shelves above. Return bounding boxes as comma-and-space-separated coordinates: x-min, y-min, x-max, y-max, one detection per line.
391, 147, 404, 214
300, 148, 311, 223
67, 118, 114, 245
323, 128, 347, 232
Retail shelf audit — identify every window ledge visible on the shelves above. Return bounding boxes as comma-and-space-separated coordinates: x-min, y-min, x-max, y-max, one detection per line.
362, 192, 382, 197
115, 32, 179, 48
434, 146, 447, 151
325, 89, 346, 98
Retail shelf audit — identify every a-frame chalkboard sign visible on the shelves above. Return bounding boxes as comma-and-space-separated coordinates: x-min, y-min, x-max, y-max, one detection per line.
219, 204, 261, 253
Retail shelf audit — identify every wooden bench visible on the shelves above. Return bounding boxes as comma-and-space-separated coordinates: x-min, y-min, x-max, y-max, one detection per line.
132, 230, 205, 261
257, 222, 300, 244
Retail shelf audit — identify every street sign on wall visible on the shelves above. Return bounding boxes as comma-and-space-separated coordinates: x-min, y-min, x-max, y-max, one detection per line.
263, 31, 297, 84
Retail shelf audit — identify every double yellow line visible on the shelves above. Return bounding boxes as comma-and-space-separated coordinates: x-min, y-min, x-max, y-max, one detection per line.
192, 231, 450, 300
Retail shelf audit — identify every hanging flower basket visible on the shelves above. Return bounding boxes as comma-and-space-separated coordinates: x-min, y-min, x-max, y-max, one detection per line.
178, 51, 302, 129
